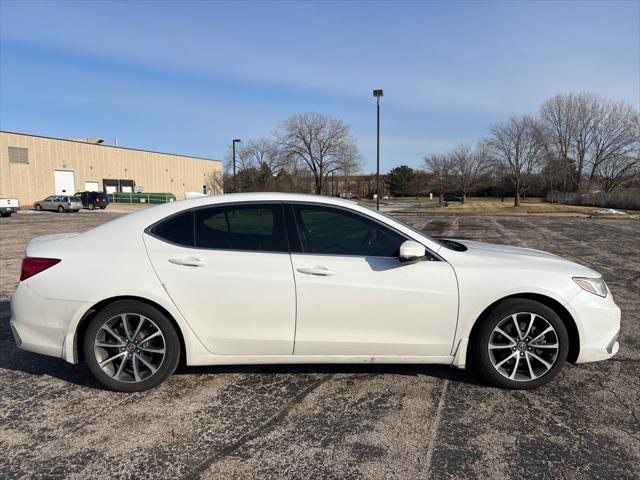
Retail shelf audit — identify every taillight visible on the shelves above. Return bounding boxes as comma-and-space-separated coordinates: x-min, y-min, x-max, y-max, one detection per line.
20, 257, 61, 281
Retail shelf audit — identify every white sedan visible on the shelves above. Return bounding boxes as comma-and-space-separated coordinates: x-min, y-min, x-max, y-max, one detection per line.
10, 193, 620, 391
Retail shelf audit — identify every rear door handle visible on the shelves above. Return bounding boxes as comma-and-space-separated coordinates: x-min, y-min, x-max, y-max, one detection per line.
169, 257, 206, 267
297, 266, 335, 276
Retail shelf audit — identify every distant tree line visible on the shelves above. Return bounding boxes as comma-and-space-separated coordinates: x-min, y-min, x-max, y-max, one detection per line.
416, 93, 639, 206
207, 93, 639, 207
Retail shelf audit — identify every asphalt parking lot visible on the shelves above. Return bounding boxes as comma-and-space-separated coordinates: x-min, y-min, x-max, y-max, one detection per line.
1, 209, 638, 479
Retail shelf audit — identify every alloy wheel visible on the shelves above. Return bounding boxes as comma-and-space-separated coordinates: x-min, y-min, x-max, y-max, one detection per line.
488, 312, 560, 382
93, 313, 166, 383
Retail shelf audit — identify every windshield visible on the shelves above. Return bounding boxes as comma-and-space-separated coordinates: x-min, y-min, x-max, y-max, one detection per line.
362, 205, 462, 250
362, 205, 437, 241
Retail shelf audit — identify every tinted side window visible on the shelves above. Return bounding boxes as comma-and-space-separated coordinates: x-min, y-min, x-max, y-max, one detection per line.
151, 211, 194, 247
195, 204, 287, 252
292, 205, 405, 257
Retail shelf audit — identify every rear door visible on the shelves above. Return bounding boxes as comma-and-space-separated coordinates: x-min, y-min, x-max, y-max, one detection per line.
287, 203, 459, 357
144, 202, 296, 355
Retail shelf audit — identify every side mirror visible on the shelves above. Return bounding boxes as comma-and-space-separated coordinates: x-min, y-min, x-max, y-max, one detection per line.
399, 240, 426, 263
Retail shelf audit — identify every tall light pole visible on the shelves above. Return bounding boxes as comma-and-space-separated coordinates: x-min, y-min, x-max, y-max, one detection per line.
232, 138, 241, 192
373, 89, 383, 210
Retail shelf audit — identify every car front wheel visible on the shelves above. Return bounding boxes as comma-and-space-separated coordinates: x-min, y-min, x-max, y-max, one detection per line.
57, 206, 64, 213
472, 299, 568, 389
88, 203, 95, 210
83, 300, 180, 392
35, 204, 42, 211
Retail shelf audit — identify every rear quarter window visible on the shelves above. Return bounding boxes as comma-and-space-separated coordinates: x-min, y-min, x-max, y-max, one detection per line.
150, 211, 194, 247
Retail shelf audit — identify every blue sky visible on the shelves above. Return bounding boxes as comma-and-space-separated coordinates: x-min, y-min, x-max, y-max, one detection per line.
1, 0, 638, 171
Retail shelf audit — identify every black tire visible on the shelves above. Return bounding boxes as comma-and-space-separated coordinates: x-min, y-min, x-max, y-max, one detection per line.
0, 212, 10, 217
471, 298, 568, 390
88, 203, 95, 210
83, 300, 181, 392
99, 206, 107, 210
35, 204, 42, 211
58, 206, 64, 213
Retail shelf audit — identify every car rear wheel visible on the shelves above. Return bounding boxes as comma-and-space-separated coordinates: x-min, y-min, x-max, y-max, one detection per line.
472, 299, 568, 389
57, 206, 64, 213
88, 203, 95, 210
83, 300, 180, 392
99, 206, 106, 209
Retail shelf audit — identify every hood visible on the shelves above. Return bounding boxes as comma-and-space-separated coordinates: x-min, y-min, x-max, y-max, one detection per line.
446, 238, 600, 277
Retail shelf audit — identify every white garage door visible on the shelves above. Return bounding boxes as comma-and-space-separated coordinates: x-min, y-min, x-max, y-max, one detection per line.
85, 181, 99, 192
54, 170, 75, 195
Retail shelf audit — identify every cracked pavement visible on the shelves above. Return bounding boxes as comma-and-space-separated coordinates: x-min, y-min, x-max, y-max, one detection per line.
1, 210, 638, 479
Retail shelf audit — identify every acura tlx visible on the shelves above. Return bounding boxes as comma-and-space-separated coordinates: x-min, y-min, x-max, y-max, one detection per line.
10, 193, 620, 391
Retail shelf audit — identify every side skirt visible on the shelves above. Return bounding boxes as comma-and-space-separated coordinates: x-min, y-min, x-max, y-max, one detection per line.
186, 354, 455, 367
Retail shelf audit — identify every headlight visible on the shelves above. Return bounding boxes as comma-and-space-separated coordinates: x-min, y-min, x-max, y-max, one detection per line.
573, 277, 608, 297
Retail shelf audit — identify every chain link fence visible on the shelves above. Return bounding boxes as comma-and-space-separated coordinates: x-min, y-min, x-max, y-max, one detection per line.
546, 191, 640, 210
112, 192, 176, 204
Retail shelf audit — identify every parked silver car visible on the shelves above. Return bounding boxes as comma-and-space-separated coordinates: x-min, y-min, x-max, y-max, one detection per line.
33, 195, 83, 213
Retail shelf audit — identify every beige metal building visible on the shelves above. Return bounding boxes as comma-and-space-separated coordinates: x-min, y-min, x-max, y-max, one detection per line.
0, 131, 223, 206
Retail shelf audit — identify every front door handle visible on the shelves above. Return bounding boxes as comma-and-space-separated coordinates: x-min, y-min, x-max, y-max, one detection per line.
169, 257, 206, 267
297, 266, 335, 276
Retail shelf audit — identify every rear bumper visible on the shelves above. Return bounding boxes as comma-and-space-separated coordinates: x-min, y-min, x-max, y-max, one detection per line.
567, 290, 621, 363
0, 206, 19, 213
10, 282, 90, 363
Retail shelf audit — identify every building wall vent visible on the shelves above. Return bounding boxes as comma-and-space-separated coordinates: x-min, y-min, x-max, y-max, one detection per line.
8, 146, 29, 164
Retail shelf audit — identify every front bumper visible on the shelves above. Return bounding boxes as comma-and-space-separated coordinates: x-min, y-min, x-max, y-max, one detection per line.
567, 289, 621, 363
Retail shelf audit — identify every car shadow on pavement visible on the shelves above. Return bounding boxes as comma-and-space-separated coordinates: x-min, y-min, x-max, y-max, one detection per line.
0, 300, 488, 390
177, 363, 488, 387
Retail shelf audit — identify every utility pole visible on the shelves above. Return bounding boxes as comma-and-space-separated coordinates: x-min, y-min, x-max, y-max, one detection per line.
232, 138, 241, 192
373, 89, 384, 210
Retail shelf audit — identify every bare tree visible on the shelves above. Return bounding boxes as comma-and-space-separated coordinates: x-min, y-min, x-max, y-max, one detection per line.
204, 170, 224, 194
540, 93, 581, 190
450, 142, 492, 202
488, 116, 544, 206
423, 154, 454, 203
540, 93, 638, 193
596, 109, 640, 192
540, 94, 576, 164
240, 138, 287, 191
586, 101, 637, 190
334, 143, 363, 197
276, 113, 359, 195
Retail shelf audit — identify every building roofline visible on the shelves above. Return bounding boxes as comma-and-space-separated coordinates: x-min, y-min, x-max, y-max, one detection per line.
0, 130, 222, 164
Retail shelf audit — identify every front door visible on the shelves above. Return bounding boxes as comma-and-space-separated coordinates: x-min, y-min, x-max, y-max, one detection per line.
287, 203, 459, 357
144, 203, 296, 355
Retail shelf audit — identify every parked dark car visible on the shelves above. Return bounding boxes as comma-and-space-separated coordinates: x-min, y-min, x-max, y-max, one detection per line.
75, 191, 109, 210
443, 192, 463, 203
